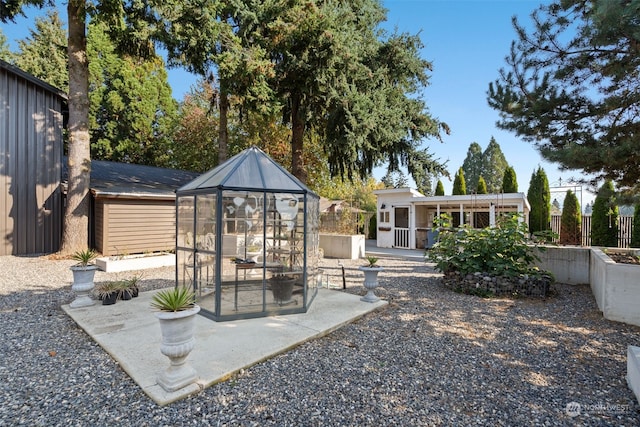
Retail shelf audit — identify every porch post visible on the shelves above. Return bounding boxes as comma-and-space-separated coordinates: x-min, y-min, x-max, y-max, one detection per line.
489, 202, 496, 227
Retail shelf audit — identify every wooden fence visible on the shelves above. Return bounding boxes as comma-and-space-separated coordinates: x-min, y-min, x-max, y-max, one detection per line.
320, 211, 374, 237
550, 215, 634, 248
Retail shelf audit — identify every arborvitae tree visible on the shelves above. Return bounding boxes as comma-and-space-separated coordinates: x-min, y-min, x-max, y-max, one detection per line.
560, 189, 581, 245
452, 168, 466, 195
527, 166, 551, 234
476, 176, 488, 194
632, 203, 640, 248
435, 180, 445, 196
481, 136, 508, 193
591, 180, 619, 247
461, 142, 483, 194
502, 166, 518, 193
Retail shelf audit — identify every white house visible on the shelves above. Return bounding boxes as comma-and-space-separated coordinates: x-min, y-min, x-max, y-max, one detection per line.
374, 188, 531, 250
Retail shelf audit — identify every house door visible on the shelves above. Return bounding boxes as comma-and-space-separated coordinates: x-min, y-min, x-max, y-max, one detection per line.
394, 207, 409, 248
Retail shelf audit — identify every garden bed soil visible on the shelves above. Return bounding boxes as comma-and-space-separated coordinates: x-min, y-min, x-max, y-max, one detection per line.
608, 252, 640, 265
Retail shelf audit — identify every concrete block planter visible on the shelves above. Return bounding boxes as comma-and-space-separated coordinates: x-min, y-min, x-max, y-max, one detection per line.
319, 234, 365, 259
96, 253, 175, 273
590, 248, 640, 327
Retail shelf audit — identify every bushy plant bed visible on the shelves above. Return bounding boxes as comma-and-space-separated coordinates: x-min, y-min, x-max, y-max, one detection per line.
428, 213, 554, 298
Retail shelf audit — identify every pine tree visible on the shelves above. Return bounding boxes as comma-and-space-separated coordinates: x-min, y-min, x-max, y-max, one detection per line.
560, 190, 581, 245
461, 142, 483, 194
591, 180, 619, 247
452, 168, 466, 195
632, 203, 640, 248
476, 176, 488, 194
502, 166, 518, 193
435, 180, 445, 196
527, 166, 551, 234
481, 137, 508, 193
488, 1, 640, 189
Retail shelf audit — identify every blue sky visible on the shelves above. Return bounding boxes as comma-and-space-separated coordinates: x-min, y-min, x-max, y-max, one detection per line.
0, 0, 596, 206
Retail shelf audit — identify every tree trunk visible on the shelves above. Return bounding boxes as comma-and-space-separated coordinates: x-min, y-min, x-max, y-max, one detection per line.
218, 79, 229, 165
60, 0, 91, 255
290, 93, 307, 183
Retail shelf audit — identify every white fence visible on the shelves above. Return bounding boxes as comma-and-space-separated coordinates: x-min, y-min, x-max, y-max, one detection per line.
550, 215, 634, 248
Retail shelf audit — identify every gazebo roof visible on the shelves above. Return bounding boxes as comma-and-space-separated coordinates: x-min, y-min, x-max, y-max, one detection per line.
178, 146, 317, 195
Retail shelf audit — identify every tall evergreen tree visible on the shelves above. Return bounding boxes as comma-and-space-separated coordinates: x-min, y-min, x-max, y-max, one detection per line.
0, 28, 12, 61
502, 166, 518, 193
527, 166, 551, 234
632, 203, 640, 248
461, 142, 483, 194
591, 180, 619, 247
416, 171, 434, 196
452, 168, 466, 195
12, 10, 67, 90
481, 137, 508, 193
381, 170, 408, 189
87, 21, 177, 166
476, 176, 488, 194
560, 189, 581, 245
435, 180, 445, 196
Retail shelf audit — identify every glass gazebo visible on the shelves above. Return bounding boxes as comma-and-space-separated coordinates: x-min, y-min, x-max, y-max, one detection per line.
175, 146, 321, 321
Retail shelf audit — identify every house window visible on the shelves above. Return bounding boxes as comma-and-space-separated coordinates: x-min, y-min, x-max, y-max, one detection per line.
379, 211, 390, 223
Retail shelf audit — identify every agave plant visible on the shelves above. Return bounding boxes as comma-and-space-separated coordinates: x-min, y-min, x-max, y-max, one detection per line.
71, 248, 97, 266
150, 286, 196, 312
364, 256, 379, 268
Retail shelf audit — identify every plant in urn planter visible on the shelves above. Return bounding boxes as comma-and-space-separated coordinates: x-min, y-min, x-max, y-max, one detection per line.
69, 249, 99, 308
269, 273, 296, 305
150, 286, 200, 392
358, 256, 384, 303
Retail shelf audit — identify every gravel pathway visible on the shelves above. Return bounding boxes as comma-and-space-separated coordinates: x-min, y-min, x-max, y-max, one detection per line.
0, 254, 639, 426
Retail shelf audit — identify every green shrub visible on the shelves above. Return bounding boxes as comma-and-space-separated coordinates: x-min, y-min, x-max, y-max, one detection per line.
591, 180, 618, 247
632, 203, 640, 248
527, 167, 551, 235
559, 189, 581, 245
452, 168, 466, 195
428, 213, 544, 277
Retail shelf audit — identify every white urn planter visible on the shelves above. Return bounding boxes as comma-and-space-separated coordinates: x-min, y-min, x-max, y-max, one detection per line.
70, 265, 98, 308
156, 305, 201, 392
358, 266, 384, 303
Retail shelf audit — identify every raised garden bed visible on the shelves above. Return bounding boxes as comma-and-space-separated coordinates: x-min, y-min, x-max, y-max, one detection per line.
96, 252, 175, 273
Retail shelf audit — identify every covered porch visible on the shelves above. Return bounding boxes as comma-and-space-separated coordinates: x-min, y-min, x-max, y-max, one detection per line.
374, 189, 530, 250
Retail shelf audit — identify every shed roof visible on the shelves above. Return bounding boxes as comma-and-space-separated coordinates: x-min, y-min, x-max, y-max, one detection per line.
178, 145, 317, 196
63, 159, 200, 199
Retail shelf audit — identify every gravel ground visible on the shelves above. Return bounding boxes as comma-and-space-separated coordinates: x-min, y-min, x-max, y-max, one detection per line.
0, 253, 639, 426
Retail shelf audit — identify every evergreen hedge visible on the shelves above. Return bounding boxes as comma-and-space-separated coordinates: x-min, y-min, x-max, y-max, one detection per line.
591, 180, 618, 247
